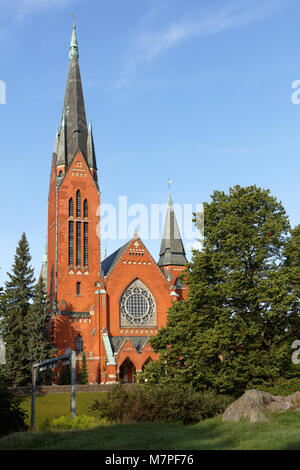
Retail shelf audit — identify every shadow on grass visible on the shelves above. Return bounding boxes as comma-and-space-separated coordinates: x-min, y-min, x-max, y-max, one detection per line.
0, 418, 237, 451
2, 411, 300, 451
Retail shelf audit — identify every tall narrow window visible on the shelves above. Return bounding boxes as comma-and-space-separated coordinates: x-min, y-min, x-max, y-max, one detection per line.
75, 335, 84, 355
76, 221, 81, 266
69, 198, 74, 217
68, 221, 74, 265
84, 222, 88, 266
83, 199, 88, 218
76, 190, 81, 218
76, 282, 81, 296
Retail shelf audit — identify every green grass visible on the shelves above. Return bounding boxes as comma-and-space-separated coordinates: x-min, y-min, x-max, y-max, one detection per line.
19, 392, 107, 430
1, 393, 300, 450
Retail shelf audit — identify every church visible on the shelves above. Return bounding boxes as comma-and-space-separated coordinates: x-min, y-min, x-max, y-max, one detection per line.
45, 20, 188, 384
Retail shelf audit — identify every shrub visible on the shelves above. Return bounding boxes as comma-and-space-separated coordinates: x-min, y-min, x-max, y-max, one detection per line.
89, 384, 233, 425
256, 377, 300, 397
0, 377, 28, 437
51, 414, 96, 430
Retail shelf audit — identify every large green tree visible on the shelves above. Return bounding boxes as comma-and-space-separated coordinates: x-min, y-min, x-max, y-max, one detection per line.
1, 233, 35, 386
140, 185, 300, 395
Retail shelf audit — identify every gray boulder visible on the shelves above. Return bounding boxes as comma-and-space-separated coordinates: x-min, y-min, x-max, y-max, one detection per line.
222, 389, 300, 423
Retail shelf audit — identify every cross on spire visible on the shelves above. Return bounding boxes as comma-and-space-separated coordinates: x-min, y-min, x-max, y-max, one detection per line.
168, 178, 173, 207
69, 13, 79, 60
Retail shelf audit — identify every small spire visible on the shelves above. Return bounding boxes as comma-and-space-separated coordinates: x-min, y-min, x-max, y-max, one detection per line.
87, 117, 97, 170
69, 13, 79, 60
168, 178, 173, 207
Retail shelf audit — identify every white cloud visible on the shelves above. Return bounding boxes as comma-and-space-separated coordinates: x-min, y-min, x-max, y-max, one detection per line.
113, 0, 286, 90
0, 0, 72, 20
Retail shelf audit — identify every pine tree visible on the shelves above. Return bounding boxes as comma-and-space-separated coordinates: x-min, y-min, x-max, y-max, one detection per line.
142, 186, 299, 396
78, 351, 88, 384
2, 233, 35, 386
27, 276, 56, 370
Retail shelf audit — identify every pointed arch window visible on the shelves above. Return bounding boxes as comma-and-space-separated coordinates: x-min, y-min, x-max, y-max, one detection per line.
76, 221, 81, 266
83, 199, 88, 218
76, 190, 81, 218
69, 198, 74, 217
68, 221, 74, 266
84, 222, 88, 266
75, 335, 84, 355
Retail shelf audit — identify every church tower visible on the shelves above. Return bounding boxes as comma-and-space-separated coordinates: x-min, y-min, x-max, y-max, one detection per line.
47, 19, 101, 373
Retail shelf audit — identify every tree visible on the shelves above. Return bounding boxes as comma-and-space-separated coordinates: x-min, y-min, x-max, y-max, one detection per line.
78, 351, 88, 384
1, 233, 35, 386
27, 276, 56, 370
0, 372, 28, 437
141, 185, 299, 396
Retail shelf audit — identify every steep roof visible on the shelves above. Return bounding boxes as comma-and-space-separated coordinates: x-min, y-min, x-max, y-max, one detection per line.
110, 336, 149, 355
54, 21, 97, 171
101, 241, 131, 277
158, 194, 187, 267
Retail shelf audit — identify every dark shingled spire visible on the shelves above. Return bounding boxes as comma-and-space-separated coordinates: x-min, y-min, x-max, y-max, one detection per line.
158, 183, 187, 267
56, 18, 89, 167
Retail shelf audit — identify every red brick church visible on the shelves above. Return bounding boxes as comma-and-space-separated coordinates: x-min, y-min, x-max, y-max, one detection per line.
44, 21, 188, 384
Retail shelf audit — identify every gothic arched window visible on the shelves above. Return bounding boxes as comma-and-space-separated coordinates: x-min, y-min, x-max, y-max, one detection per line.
68, 221, 74, 266
76, 190, 81, 218
69, 198, 74, 217
83, 199, 88, 218
75, 335, 84, 355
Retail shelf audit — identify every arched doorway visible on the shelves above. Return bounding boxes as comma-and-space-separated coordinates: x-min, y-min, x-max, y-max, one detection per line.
119, 358, 136, 383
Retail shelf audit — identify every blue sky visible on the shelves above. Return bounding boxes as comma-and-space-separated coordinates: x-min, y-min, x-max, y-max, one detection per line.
1, 0, 300, 287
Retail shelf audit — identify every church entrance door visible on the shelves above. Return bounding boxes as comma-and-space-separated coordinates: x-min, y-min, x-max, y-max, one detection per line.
119, 358, 136, 383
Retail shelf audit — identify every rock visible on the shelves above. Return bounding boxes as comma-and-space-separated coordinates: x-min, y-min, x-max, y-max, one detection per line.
222, 389, 300, 423
285, 391, 300, 406
222, 389, 271, 423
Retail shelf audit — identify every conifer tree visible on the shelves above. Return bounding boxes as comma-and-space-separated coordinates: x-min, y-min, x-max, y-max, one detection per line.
78, 351, 88, 384
141, 186, 299, 395
1, 233, 35, 386
27, 276, 56, 368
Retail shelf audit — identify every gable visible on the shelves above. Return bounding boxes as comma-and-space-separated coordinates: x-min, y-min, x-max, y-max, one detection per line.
102, 235, 169, 285
57, 149, 99, 192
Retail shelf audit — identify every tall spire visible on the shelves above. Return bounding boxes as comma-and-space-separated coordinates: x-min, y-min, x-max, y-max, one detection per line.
59, 15, 88, 167
158, 181, 187, 267
69, 13, 79, 60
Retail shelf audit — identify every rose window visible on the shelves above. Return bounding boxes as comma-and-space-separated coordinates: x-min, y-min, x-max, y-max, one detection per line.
120, 286, 155, 326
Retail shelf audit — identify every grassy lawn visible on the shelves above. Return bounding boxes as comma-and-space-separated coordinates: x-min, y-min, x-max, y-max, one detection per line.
19, 392, 106, 430
1, 393, 300, 450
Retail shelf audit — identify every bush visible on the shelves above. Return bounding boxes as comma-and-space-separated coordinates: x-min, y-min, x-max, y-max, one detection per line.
51, 414, 96, 430
256, 377, 300, 396
89, 384, 233, 425
0, 377, 28, 437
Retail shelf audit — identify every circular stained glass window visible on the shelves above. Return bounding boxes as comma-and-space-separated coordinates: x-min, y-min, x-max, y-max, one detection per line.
120, 286, 155, 326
